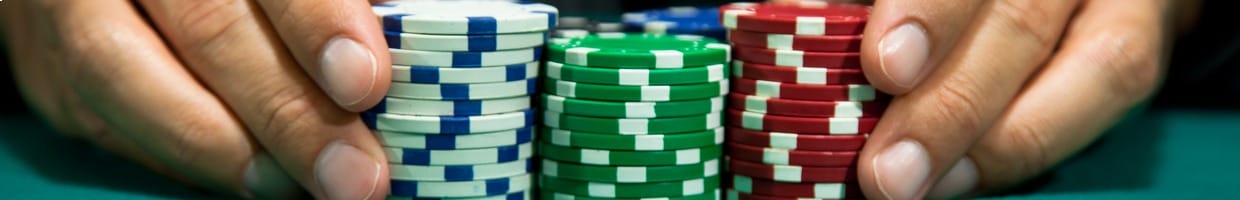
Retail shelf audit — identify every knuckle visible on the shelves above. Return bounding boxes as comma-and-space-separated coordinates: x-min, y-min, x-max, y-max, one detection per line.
1002, 122, 1056, 176
255, 86, 322, 144
1092, 36, 1164, 101
990, 0, 1063, 50
171, 0, 250, 48
927, 75, 990, 133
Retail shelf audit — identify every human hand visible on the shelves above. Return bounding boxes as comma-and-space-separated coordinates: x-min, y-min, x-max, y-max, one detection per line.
853, 0, 1198, 199
2, 0, 393, 199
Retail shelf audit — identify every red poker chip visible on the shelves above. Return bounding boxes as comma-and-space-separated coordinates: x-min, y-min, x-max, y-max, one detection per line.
732, 77, 878, 101
734, 46, 860, 68
726, 142, 858, 167
726, 127, 868, 151
726, 109, 877, 135
727, 93, 885, 118
731, 61, 868, 85
725, 174, 863, 199
728, 158, 857, 182
728, 29, 862, 52
719, 2, 870, 35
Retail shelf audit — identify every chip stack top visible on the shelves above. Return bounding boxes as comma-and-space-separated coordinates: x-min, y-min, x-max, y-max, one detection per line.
538, 32, 729, 199
719, 2, 880, 200
365, 1, 557, 199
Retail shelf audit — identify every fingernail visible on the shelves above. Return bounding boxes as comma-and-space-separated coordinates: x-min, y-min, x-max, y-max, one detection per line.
315, 141, 380, 200
878, 23, 930, 88
873, 140, 931, 200
928, 157, 979, 199
244, 153, 306, 199
320, 37, 378, 107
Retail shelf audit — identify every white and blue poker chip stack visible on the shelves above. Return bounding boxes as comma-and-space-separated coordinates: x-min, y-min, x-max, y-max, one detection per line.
365, 0, 556, 199
623, 6, 726, 41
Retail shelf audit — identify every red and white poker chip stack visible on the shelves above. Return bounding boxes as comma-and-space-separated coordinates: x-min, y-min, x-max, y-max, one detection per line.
719, 2, 883, 199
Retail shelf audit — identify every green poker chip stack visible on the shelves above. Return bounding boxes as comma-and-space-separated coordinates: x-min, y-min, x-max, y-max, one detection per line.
539, 33, 731, 198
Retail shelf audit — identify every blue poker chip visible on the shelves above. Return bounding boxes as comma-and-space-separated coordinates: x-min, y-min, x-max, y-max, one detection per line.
393, 62, 539, 84
387, 190, 531, 200
388, 173, 532, 197
383, 78, 537, 101
362, 109, 534, 134
384, 31, 547, 52
622, 7, 726, 41
390, 47, 543, 68
377, 126, 535, 149
389, 159, 531, 181
374, 1, 558, 34
384, 142, 534, 165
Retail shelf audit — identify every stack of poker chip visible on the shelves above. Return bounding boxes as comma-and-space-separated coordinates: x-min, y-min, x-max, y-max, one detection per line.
538, 32, 730, 199
622, 6, 727, 41
718, 2, 882, 199
365, 1, 557, 199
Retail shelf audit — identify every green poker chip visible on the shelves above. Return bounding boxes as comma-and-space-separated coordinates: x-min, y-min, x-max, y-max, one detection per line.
538, 142, 723, 166
541, 158, 720, 183
544, 78, 728, 102
545, 61, 728, 86
540, 189, 721, 200
541, 94, 722, 118
547, 33, 730, 69
538, 174, 721, 198
543, 110, 721, 135
541, 127, 723, 151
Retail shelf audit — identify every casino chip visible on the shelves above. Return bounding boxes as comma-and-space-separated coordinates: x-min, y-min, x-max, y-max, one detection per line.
369, 1, 557, 198
547, 32, 730, 69
392, 62, 539, 84
727, 142, 859, 167
546, 61, 727, 86
541, 94, 723, 118
374, 1, 558, 34
538, 174, 721, 198
622, 6, 726, 41
732, 60, 868, 85
720, 2, 870, 35
719, 2, 879, 198
542, 189, 721, 200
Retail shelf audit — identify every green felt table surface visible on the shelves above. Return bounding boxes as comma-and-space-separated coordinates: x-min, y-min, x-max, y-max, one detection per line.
0, 108, 1237, 199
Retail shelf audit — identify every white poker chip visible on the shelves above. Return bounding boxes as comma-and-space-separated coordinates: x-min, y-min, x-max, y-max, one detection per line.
385, 78, 534, 100
388, 173, 532, 197
389, 191, 530, 200
364, 109, 533, 134
390, 47, 541, 68
377, 126, 535, 149
374, 1, 558, 34
385, 142, 534, 165
388, 159, 531, 181
392, 62, 539, 84
384, 31, 546, 52
368, 95, 530, 116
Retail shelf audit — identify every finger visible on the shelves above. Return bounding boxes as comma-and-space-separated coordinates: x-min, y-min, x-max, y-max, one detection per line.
927, 0, 1173, 197
858, 0, 986, 94
2, 0, 91, 134
135, 1, 388, 199
857, 1, 1083, 199
254, 0, 390, 112
43, 0, 302, 198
